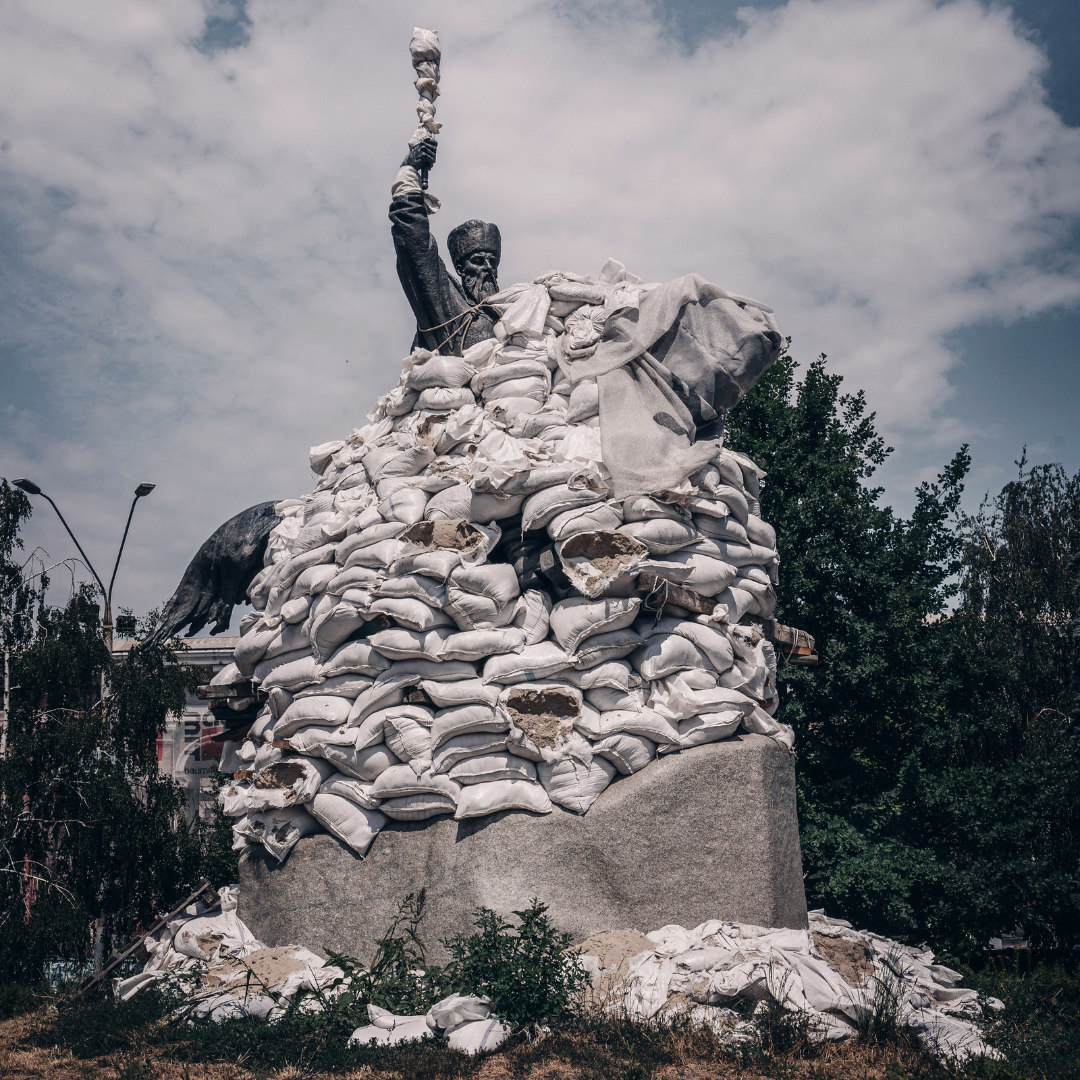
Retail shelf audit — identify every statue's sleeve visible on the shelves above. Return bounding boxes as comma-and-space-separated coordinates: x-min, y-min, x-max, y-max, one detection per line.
389, 174, 469, 354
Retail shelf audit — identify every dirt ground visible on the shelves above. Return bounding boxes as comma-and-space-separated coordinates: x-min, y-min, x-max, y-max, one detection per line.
0, 1007, 935, 1080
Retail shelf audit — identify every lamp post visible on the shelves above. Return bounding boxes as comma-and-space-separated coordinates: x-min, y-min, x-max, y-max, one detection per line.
12, 480, 155, 655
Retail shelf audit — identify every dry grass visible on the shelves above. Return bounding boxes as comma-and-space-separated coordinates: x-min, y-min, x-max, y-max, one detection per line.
0, 1005, 938, 1080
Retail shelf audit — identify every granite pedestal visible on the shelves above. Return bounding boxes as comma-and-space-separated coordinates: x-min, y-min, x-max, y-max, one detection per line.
239, 733, 807, 962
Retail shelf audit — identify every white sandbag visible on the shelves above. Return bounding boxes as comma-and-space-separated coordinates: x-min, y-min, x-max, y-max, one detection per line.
483, 374, 547, 402
236, 805, 320, 863
745, 514, 776, 549
444, 563, 521, 630
416, 386, 475, 410
265, 688, 293, 721
470, 491, 523, 523
424, 484, 474, 522
404, 354, 472, 389
432, 731, 510, 773
378, 487, 430, 524
369, 596, 454, 631
368, 626, 453, 661
691, 514, 749, 545
549, 596, 641, 653
499, 683, 585, 763
712, 585, 759, 623
622, 496, 690, 523
649, 550, 737, 596
321, 640, 392, 678
420, 678, 500, 709
636, 617, 735, 673
449, 751, 537, 785
438, 627, 526, 661
547, 499, 624, 542
427, 993, 493, 1031
293, 562, 342, 595
647, 675, 756, 723
741, 705, 795, 748
320, 740, 400, 782
472, 357, 549, 393
344, 537, 409, 570
619, 519, 700, 554
235, 624, 287, 677
282, 723, 355, 755
521, 484, 602, 532
337, 521, 409, 564
599, 707, 682, 746
565, 377, 599, 423
482, 641, 572, 684
373, 658, 478, 683
679, 710, 743, 747
311, 600, 369, 663
584, 685, 646, 712
431, 703, 506, 748
354, 703, 434, 750
558, 659, 638, 691
537, 756, 617, 814
380, 793, 457, 820
280, 595, 311, 625
325, 565, 385, 595
219, 780, 251, 817
632, 634, 711, 680
247, 754, 337, 810
365, 445, 435, 483
274, 695, 352, 738
309, 792, 387, 856
591, 732, 656, 774
375, 574, 447, 607
349, 1013, 432, 1047
571, 627, 645, 669
700, 539, 779, 568
259, 655, 324, 693
391, 549, 463, 581
555, 530, 648, 598
383, 712, 435, 768
318, 772, 383, 809
371, 764, 460, 801
511, 589, 552, 644
455, 778, 552, 819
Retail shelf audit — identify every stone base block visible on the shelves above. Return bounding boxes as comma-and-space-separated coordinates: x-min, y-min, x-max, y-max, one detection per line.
239, 733, 807, 963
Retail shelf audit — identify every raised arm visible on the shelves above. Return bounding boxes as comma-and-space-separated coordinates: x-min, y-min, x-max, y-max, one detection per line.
389, 138, 471, 353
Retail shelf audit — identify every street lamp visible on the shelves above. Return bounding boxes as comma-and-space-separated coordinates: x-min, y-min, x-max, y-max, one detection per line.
12, 479, 155, 650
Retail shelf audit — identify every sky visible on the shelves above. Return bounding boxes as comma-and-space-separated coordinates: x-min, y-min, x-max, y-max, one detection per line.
1, 0, 1078, 622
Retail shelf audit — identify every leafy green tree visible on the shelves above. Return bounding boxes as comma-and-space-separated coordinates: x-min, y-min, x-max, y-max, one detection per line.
726, 349, 1079, 958
0, 479, 233, 984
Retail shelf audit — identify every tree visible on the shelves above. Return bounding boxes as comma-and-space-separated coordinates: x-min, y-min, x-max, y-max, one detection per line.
726, 349, 1079, 957
0, 479, 233, 984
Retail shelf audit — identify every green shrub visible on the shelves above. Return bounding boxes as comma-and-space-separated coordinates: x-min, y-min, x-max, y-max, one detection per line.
442, 898, 590, 1028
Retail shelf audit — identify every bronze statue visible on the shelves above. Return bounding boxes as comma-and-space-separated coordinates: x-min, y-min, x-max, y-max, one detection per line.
389, 138, 502, 355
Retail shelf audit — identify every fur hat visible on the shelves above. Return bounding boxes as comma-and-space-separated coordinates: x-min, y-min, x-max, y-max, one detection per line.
447, 219, 501, 270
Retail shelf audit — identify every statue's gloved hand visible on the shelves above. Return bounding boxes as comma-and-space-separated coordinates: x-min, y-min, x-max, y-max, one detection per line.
405, 138, 438, 172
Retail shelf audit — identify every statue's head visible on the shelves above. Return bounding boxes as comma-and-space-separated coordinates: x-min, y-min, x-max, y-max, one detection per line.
447, 219, 501, 304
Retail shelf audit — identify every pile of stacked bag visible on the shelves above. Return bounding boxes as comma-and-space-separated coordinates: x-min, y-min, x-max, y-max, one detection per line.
218, 259, 794, 864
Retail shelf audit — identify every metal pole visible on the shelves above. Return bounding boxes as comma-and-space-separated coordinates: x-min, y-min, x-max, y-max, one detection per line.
107, 494, 140, 617
38, 493, 107, 599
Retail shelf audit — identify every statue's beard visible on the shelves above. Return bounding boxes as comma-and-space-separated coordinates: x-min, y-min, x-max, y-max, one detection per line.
461, 266, 498, 305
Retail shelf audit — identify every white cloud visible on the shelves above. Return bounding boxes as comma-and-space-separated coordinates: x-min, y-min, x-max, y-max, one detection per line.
1, 0, 1078, 614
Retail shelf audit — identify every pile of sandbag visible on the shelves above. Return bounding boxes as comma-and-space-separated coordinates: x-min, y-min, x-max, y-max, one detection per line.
218, 258, 793, 864
574, 910, 1003, 1063
115, 884, 353, 1023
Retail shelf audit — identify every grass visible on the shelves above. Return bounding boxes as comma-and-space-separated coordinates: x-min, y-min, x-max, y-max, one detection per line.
3, 904, 1077, 1080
